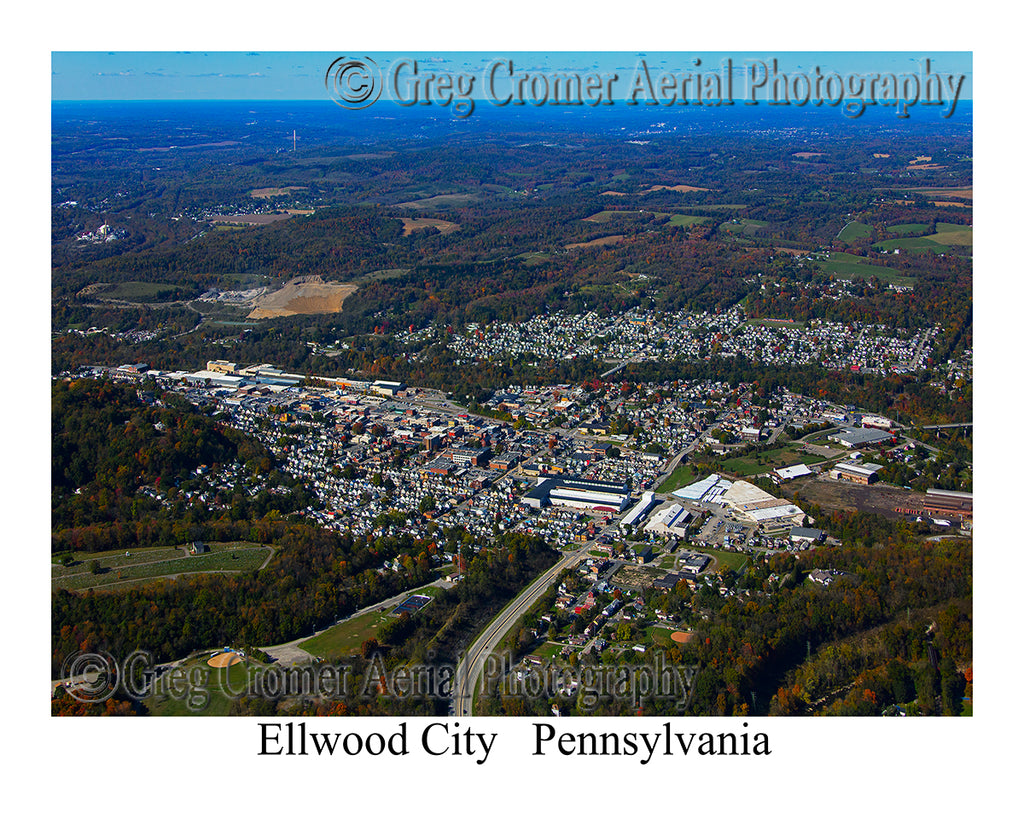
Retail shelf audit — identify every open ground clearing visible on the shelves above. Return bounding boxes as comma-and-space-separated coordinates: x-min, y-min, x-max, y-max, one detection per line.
52, 542, 273, 591
399, 217, 460, 236
247, 276, 359, 319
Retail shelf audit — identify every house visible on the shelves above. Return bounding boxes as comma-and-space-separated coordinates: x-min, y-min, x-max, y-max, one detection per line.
189, 541, 209, 555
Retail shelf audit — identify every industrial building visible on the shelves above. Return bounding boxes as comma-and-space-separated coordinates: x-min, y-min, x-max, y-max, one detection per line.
621, 491, 657, 528
521, 477, 631, 513
827, 427, 894, 448
719, 480, 807, 529
774, 463, 813, 483
643, 503, 691, 537
672, 473, 733, 503
789, 527, 824, 545
923, 488, 973, 520
829, 461, 884, 484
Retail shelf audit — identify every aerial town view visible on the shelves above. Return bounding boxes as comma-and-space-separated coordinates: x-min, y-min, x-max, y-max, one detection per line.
49, 48, 975, 743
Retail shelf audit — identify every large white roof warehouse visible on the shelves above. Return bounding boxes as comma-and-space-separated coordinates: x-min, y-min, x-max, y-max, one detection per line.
719, 480, 807, 526
672, 473, 733, 503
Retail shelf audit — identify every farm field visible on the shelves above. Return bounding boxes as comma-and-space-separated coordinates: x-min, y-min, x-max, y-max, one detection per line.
642, 184, 711, 193
582, 210, 710, 228
720, 218, 768, 236
399, 217, 459, 236
874, 222, 972, 254
886, 223, 932, 236
807, 252, 916, 285
566, 235, 624, 249
838, 221, 872, 241
52, 542, 273, 591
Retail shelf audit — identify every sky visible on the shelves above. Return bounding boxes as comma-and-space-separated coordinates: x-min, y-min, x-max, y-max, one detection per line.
51, 51, 973, 101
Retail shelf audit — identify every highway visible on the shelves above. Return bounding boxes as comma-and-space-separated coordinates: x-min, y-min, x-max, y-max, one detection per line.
453, 547, 585, 717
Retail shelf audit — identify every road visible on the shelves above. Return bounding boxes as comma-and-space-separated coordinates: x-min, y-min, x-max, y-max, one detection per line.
453, 547, 585, 717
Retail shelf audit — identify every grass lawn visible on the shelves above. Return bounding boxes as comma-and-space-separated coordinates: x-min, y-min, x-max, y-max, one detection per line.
533, 641, 564, 660
299, 608, 392, 659
659, 462, 698, 493
838, 221, 872, 241
719, 445, 826, 477
691, 547, 748, 572
100, 281, 184, 301
146, 658, 256, 716
886, 223, 931, 236
646, 626, 678, 648
52, 543, 272, 591
297, 586, 440, 659
666, 213, 712, 227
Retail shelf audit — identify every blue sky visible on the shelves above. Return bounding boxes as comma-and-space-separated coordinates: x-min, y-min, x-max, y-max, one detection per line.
52, 51, 972, 101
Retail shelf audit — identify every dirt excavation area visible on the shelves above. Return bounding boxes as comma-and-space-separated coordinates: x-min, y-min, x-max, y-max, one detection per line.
247, 276, 359, 319
786, 477, 931, 520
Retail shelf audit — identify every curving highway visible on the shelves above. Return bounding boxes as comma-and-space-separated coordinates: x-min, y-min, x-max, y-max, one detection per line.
453, 548, 585, 717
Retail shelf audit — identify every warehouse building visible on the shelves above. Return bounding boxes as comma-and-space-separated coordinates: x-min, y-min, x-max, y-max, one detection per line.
621, 491, 657, 528
521, 477, 631, 513
774, 463, 813, 483
829, 461, 884, 484
923, 488, 973, 520
827, 427, 894, 448
672, 473, 733, 503
643, 503, 691, 537
719, 480, 807, 528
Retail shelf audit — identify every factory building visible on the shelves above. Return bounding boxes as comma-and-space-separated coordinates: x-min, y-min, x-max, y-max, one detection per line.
923, 489, 973, 520
643, 503, 691, 537
773, 463, 813, 483
521, 477, 631, 513
827, 427, 894, 448
829, 461, 884, 484
621, 491, 657, 528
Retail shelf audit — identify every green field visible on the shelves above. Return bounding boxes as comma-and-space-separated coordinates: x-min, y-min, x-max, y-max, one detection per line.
646, 626, 679, 648
658, 462, 698, 493
720, 445, 825, 477
532, 641, 564, 660
583, 210, 710, 228
146, 657, 256, 716
298, 586, 440, 659
692, 547, 748, 573
745, 318, 808, 330
666, 213, 712, 227
98, 281, 184, 301
720, 218, 768, 236
886, 223, 931, 236
807, 252, 916, 286
838, 221, 872, 241
873, 222, 972, 254
52, 542, 273, 591
299, 608, 392, 659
